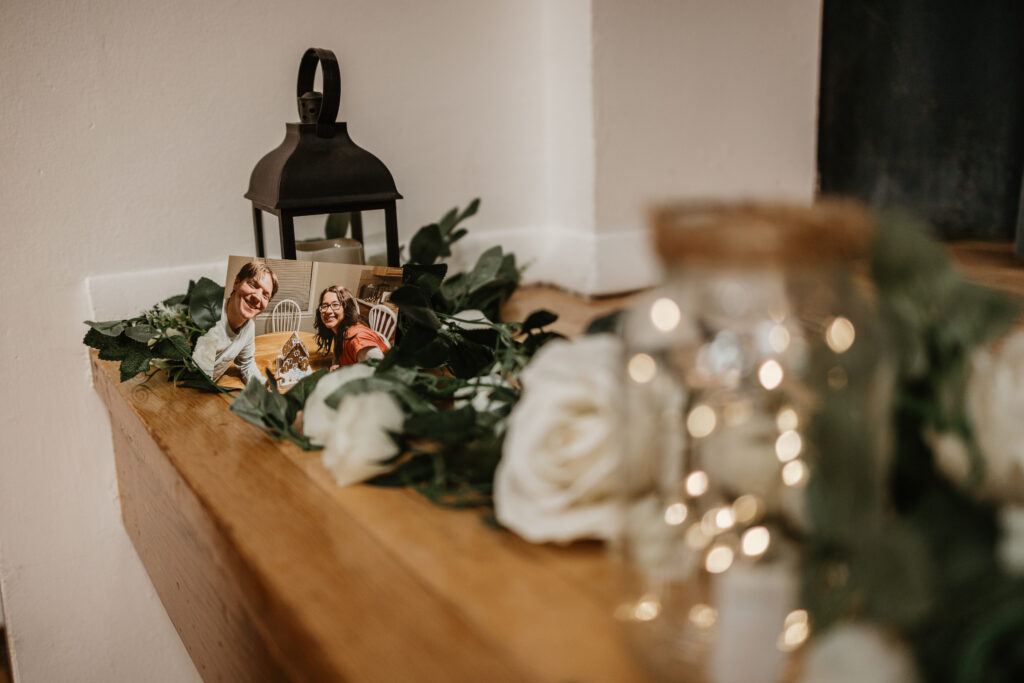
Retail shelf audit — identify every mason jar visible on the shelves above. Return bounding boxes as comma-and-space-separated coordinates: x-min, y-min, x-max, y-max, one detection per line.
616, 201, 891, 683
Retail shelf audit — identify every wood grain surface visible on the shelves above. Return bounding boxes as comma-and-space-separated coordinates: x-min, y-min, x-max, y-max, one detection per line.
93, 258, 1024, 682
93, 286, 652, 683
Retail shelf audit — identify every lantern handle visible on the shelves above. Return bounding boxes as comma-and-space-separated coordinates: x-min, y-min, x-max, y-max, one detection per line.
297, 47, 340, 138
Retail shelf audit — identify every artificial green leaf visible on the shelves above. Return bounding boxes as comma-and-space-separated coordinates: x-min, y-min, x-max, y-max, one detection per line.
404, 406, 476, 442
465, 246, 505, 293
585, 310, 623, 335
399, 305, 441, 330
522, 330, 565, 357
323, 375, 434, 414
402, 264, 448, 299
457, 197, 480, 223
119, 347, 154, 381
150, 335, 192, 361
438, 207, 458, 235
390, 284, 431, 308
162, 293, 187, 306
231, 377, 289, 429
446, 337, 495, 379
85, 319, 127, 337
188, 277, 225, 331
410, 223, 443, 265
83, 327, 119, 351
95, 334, 147, 362
124, 323, 157, 343
522, 309, 558, 331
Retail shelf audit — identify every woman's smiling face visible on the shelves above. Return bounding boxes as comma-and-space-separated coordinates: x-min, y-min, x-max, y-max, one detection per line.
319, 291, 344, 330
226, 273, 273, 329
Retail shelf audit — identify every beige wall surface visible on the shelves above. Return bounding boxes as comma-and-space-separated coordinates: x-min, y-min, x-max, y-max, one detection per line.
0, 1, 820, 680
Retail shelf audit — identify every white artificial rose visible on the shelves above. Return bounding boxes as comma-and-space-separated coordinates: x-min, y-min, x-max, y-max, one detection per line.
928, 331, 1024, 502
495, 334, 623, 544
321, 391, 405, 487
963, 331, 1024, 501
301, 364, 375, 446
998, 505, 1024, 576
798, 623, 919, 683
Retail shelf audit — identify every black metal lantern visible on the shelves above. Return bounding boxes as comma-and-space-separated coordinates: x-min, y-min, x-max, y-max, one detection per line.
246, 48, 402, 266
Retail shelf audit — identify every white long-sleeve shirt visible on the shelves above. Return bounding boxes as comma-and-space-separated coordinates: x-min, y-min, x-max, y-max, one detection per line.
192, 310, 262, 385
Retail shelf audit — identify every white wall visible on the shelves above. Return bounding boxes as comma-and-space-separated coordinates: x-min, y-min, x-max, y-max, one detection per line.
0, 1, 547, 680
0, 1, 821, 680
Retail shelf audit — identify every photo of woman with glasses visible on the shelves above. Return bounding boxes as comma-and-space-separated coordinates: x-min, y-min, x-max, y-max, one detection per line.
313, 285, 388, 369
193, 261, 279, 385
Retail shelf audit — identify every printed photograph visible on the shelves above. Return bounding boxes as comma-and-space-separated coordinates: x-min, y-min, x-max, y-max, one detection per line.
198, 256, 402, 390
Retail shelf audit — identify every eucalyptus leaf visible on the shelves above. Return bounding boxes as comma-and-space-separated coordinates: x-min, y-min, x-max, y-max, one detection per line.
457, 197, 480, 223
438, 207, 458, 234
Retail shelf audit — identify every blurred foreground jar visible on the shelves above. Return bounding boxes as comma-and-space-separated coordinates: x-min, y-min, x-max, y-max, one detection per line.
617, 201, 891, 683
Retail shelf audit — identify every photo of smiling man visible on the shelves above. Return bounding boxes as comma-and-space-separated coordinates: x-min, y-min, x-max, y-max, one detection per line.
193, 260, 279, 385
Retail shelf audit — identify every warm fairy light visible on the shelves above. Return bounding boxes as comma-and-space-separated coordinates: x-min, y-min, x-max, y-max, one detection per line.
758, 360, 784, 390
689, 604, 718, 629
685, 523, 711, 550
731, 495, 762, 524
785, 610, 808, 628
768, 324, 791, 353
705, 545, 734, 574
687, 404, 717, 438
628, 353, 657, 384
633, 597, 661, 621
775, 430, 803, 462
685, 471, 709, 497
741, 526, 771, 557
778, 620, 811, 651
714, 507, 735, 530
776, 407, 798, 431
651, 297, 682, 332
701, 510, 720, 536
664, 502, 688, 526
782, 460, 808, 486
825, 316, 856, 353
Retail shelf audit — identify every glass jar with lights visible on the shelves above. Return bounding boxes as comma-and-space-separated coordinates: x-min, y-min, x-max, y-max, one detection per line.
616, 201, 891, 683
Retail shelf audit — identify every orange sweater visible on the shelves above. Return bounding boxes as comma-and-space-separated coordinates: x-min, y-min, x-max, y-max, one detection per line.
337, 323, 388, 366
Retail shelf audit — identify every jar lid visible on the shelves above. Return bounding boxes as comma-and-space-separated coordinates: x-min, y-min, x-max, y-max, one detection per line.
652, 199, 872, 266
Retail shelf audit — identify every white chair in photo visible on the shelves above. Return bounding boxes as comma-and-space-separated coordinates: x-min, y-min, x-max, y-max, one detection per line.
271, 298, 302, 333
368, 304, 397, 348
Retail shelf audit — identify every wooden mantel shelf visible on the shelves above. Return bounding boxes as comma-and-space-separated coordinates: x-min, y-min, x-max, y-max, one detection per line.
92, 245, 1024, 682
91, 287, 645, 683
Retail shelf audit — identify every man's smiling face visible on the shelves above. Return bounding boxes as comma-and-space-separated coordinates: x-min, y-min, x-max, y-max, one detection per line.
226, 273, 273, 330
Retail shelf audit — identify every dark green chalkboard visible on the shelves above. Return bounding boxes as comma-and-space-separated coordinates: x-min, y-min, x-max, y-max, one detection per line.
818, 0, 1024, 244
